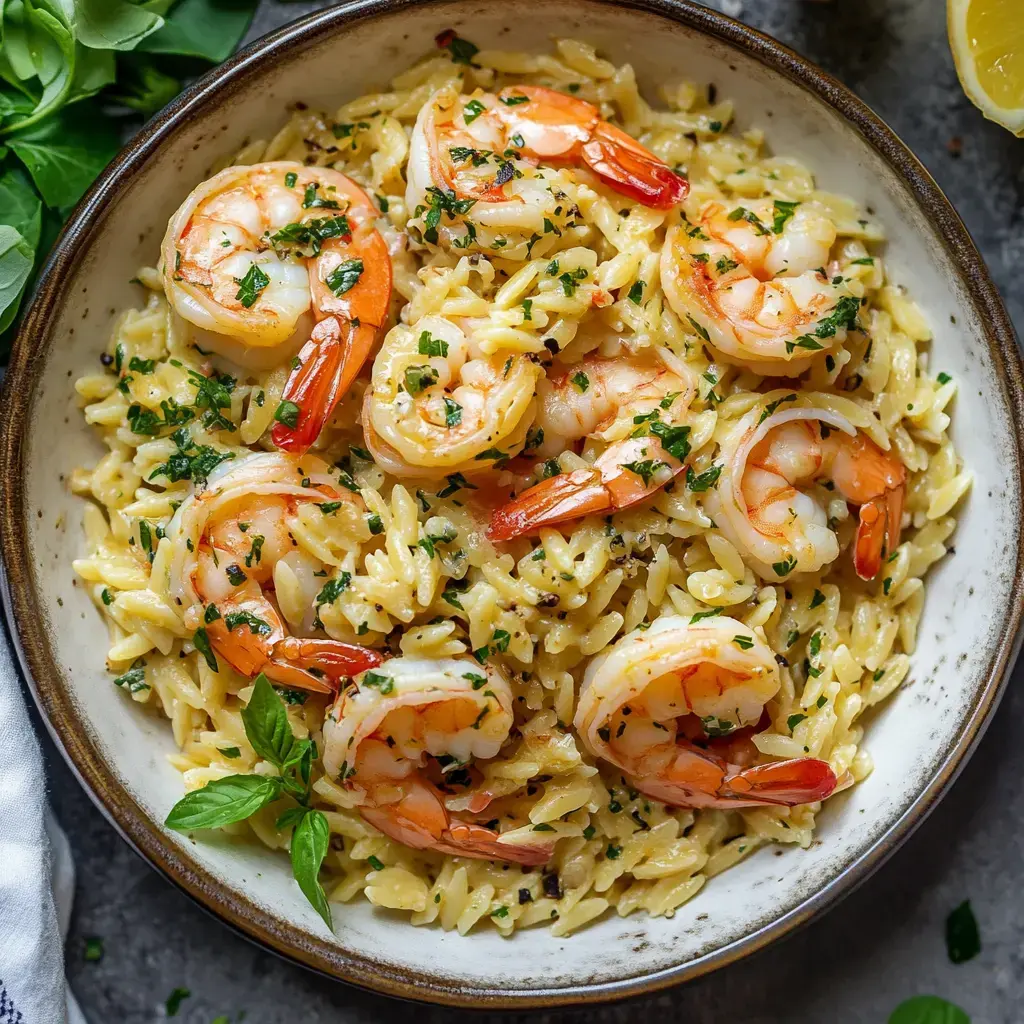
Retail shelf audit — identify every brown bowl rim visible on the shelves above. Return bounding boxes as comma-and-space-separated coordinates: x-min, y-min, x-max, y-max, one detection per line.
3, 0, 1022, 1008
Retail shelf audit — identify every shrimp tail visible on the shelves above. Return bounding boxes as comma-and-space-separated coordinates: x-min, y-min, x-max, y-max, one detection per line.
361, 777, 552, 866
635, 741, 837, 809
266, 637, 382, 693
582, 122, 688, 209
488, 468, 611, 541
853, 483, 905, 581
718, 757, 838, 806
488, 437, 685, 541
440, 823, 554, 867
273, 316, 380, 455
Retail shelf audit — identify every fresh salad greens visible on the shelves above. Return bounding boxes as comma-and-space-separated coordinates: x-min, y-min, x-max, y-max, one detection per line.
164, 674, 335, 928
0, 0, 261, 349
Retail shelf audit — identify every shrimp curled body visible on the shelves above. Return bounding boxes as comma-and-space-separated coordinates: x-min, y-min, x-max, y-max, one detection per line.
406, 84, 687, 253
168, 452, 381, 691
661, 200, 854, 375
323, 657, 554, 865
363, 315, 542, 476
488, 351, 695, 540
705, 396, 906, 581
162, 162, 392, 453
574, 615, 839, 809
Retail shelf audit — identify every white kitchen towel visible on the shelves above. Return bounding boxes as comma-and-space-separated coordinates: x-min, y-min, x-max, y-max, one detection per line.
0, 609, 86, 1024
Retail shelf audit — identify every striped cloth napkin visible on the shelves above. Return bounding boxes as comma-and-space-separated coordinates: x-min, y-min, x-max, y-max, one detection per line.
0, 602, 87, 1023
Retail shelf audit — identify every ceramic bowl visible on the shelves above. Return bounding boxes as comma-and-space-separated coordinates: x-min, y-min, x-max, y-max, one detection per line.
3, 0, 1022, 1007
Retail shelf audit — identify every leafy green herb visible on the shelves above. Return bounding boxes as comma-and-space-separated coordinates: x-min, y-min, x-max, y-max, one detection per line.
218, 747, 241, 759
810, 589, 826, 609
274, 400, 301, 429
732, 635, 754, 650
443, 397, 463, 427
404, 364, 439, 395
937, 372, 952, 385
771, 200, 799, 234
605, 844, 622, 859
290, 809, 332, 928
690, 608, 723, 623
224, 611, 272, 636
233, 263, 270, 308
772, 555, 797, 577
686, 314, 710, 342
165, 774, 280, 831
715, 255, 739, 274
418, 331, 448, 357
946, 901, 981, 963
149, 427, 233, 487
572, 371, 589, 393
686, 463, 722, 492
437, 29, 479, 65
113, 659, 148, 693
757, 394, 798, 425
621, 460, 665, 486
887, 996, 970, 1024
192, 627, 218, 672
627, 280, 645, 304
850, 256, 875, 266
462, 99, 486, 124
787, 713, 807, 732
326, 258, 363, 296
165, 988, 191, 1016
84, 936, 104, 962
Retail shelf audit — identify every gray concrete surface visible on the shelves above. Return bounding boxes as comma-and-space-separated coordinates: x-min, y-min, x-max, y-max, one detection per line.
42, 0, 1024, 1020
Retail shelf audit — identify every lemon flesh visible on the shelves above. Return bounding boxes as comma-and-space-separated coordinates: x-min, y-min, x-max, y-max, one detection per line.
949, 0, 1024, 135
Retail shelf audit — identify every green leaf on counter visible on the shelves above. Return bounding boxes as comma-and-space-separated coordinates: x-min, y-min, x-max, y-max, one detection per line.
888, 996, 970, 1024
137, 0, 258, 63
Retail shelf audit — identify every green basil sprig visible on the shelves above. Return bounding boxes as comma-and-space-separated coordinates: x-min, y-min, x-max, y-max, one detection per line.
0, 0, 261, 349
164, 674, 334, 928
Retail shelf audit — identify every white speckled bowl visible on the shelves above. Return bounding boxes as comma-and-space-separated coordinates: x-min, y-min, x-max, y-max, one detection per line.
3, 0, 1022, 1006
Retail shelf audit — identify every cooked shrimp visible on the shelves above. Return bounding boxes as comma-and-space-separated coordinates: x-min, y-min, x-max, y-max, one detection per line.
574, 616, 838, 809
488, 351, 695, 540
323, 657, 554, 865
362, 315, 542, 476
705, 395, 906, 581
406, 84, 686, 251
661, 199, 856, 374
168, 452, 381, 691
162, 161, 391, 452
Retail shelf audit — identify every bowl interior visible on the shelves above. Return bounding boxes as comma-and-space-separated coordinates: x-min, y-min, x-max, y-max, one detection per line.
7, 0, 1021, 1003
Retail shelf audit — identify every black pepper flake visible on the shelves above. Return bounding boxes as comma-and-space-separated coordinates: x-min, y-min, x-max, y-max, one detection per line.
542, 873, 562, 899
518, 888, 533, 904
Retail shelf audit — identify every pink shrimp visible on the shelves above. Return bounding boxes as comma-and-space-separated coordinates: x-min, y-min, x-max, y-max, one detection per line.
707, 398, 906, 582
488, 353, 695, 541
323, 656, 554, 865
162, 162, 392, 456
168, 452, 381, 692
575, 615, 840, 810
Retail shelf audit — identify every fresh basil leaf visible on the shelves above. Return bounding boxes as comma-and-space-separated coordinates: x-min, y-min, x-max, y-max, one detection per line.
290, 809, 332, 929
0, 226, 35, 334
240, 672, 295, 768
73, 0, 165, 51
274, 805, 307, 831
108, 57, 179, 116
4, 4, 76, 133
0, 167, 42, 248
8, 103, 119, 209
164, 774, 281, 830
887, 996, 970, 1024
137, 0, 257, 63
67, 45, 117, 104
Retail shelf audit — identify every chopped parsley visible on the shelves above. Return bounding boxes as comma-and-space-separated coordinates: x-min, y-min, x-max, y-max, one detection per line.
326, 258, 364, 296
274, 400, 301, 428
233, 263, 269, 308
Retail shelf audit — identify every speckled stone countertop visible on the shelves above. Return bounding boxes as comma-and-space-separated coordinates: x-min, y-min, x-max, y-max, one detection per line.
44, 1, 1023, 1021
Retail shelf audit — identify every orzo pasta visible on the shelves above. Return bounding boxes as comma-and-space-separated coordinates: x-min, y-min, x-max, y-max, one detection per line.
71, 31, 969, 937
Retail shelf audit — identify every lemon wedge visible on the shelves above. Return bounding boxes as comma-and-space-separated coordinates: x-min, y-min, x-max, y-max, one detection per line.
948, 0, 1024, 135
